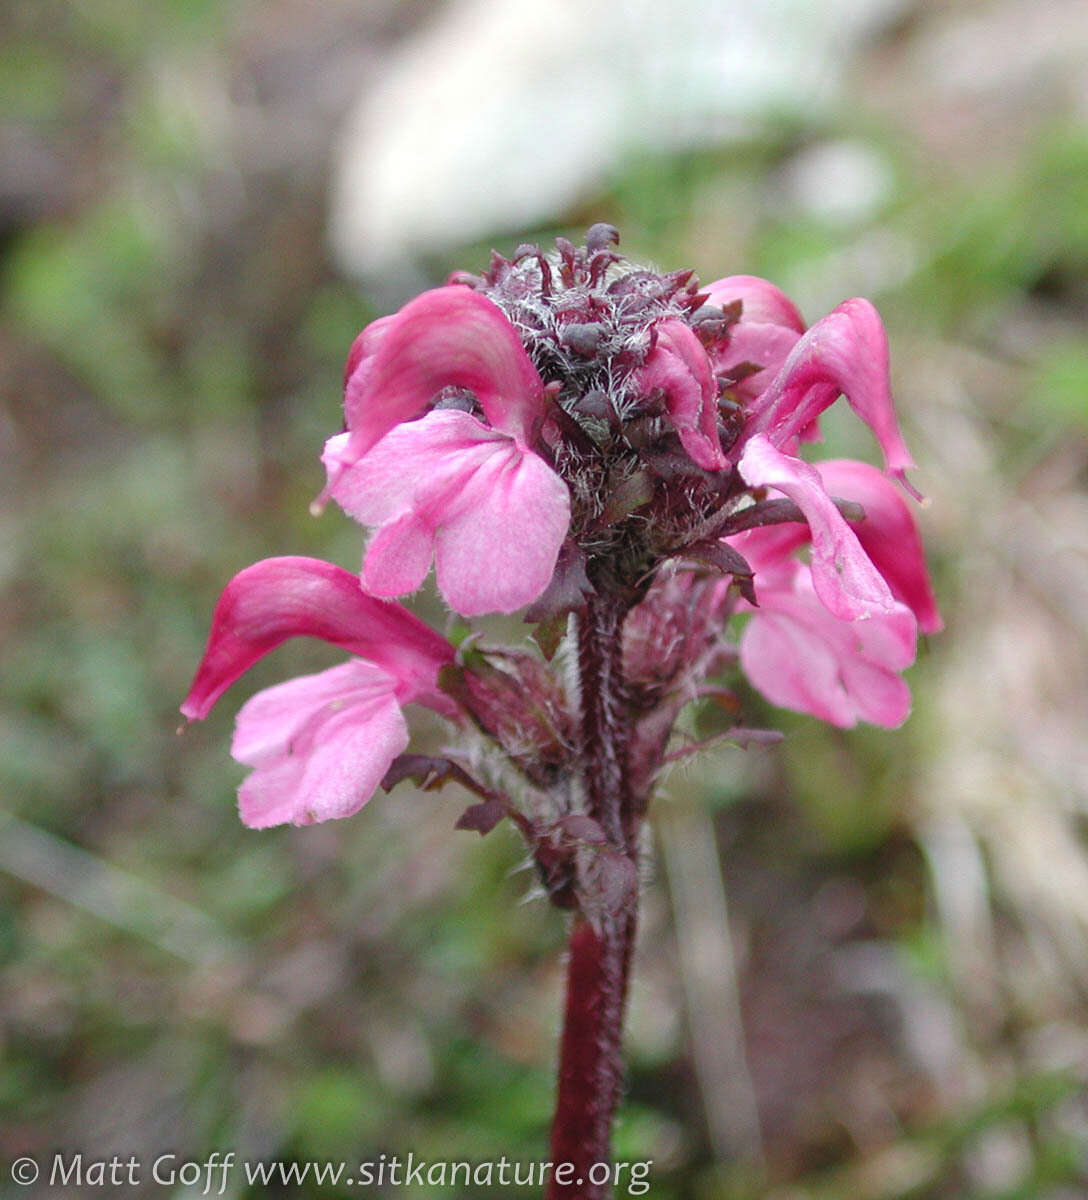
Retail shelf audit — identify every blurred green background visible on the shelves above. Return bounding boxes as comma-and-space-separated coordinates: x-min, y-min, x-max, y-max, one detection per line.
3, 1, 1088, 1197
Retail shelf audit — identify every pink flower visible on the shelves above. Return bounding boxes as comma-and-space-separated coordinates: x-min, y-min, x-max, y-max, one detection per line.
726, 453, 941, 728
321, 286, 571, 616
181, 231, 943, 851
181, 557, 455, 827
703, 277, 915, 490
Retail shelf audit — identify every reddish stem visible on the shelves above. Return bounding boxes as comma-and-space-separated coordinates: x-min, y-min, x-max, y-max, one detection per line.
547, 598, 638, 1200
576, 597, 634, 850
548, 914, 636, 1200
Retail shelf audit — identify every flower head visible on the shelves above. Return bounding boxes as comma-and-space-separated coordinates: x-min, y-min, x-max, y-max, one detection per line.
185, 228, 940, 833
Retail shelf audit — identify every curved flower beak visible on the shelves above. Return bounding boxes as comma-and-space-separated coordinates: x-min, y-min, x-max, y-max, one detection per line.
338, 285, 546, 468
180, 556, 454, 721
341, 313, 397, 390
747, 298, 917, 486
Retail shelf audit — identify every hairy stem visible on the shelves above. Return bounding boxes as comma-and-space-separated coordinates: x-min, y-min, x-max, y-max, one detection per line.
547, 597, 638, 1200
576, 596, 634, 850
548, 914, 636, 1199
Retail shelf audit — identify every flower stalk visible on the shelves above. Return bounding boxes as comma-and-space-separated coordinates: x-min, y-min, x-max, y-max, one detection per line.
545, 596, 640, 1197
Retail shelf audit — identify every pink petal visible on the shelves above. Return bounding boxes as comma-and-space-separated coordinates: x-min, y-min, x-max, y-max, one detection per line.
741, 607, 856, 726
341, 313, 396, 390
839, 652, 914, 727
233, 661, 409, 827
816, 460, 943, 633
232, 659, 394, 765
747, 299, 916, 481
704, 275, 806, 331
327, 409, 570, 615
740, 567, 916, 729
340, 286, 545, 466
634, 319, 726, 470
739, 435, 895, 621
433, 443, 572, 615
363, 512, 435, 598
323, 414, 503, 527
180, 557, 453, 720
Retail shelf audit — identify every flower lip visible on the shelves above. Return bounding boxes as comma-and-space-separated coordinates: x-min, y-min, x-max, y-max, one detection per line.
230, 659, 411, 828
738, 566, 917, 729
323, 409, 572, 617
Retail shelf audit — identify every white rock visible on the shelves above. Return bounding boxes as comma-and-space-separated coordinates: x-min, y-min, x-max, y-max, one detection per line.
329, 0, 907, 277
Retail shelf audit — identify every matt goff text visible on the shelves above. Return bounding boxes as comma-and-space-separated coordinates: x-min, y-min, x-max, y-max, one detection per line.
46, 1153, 234, 1193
